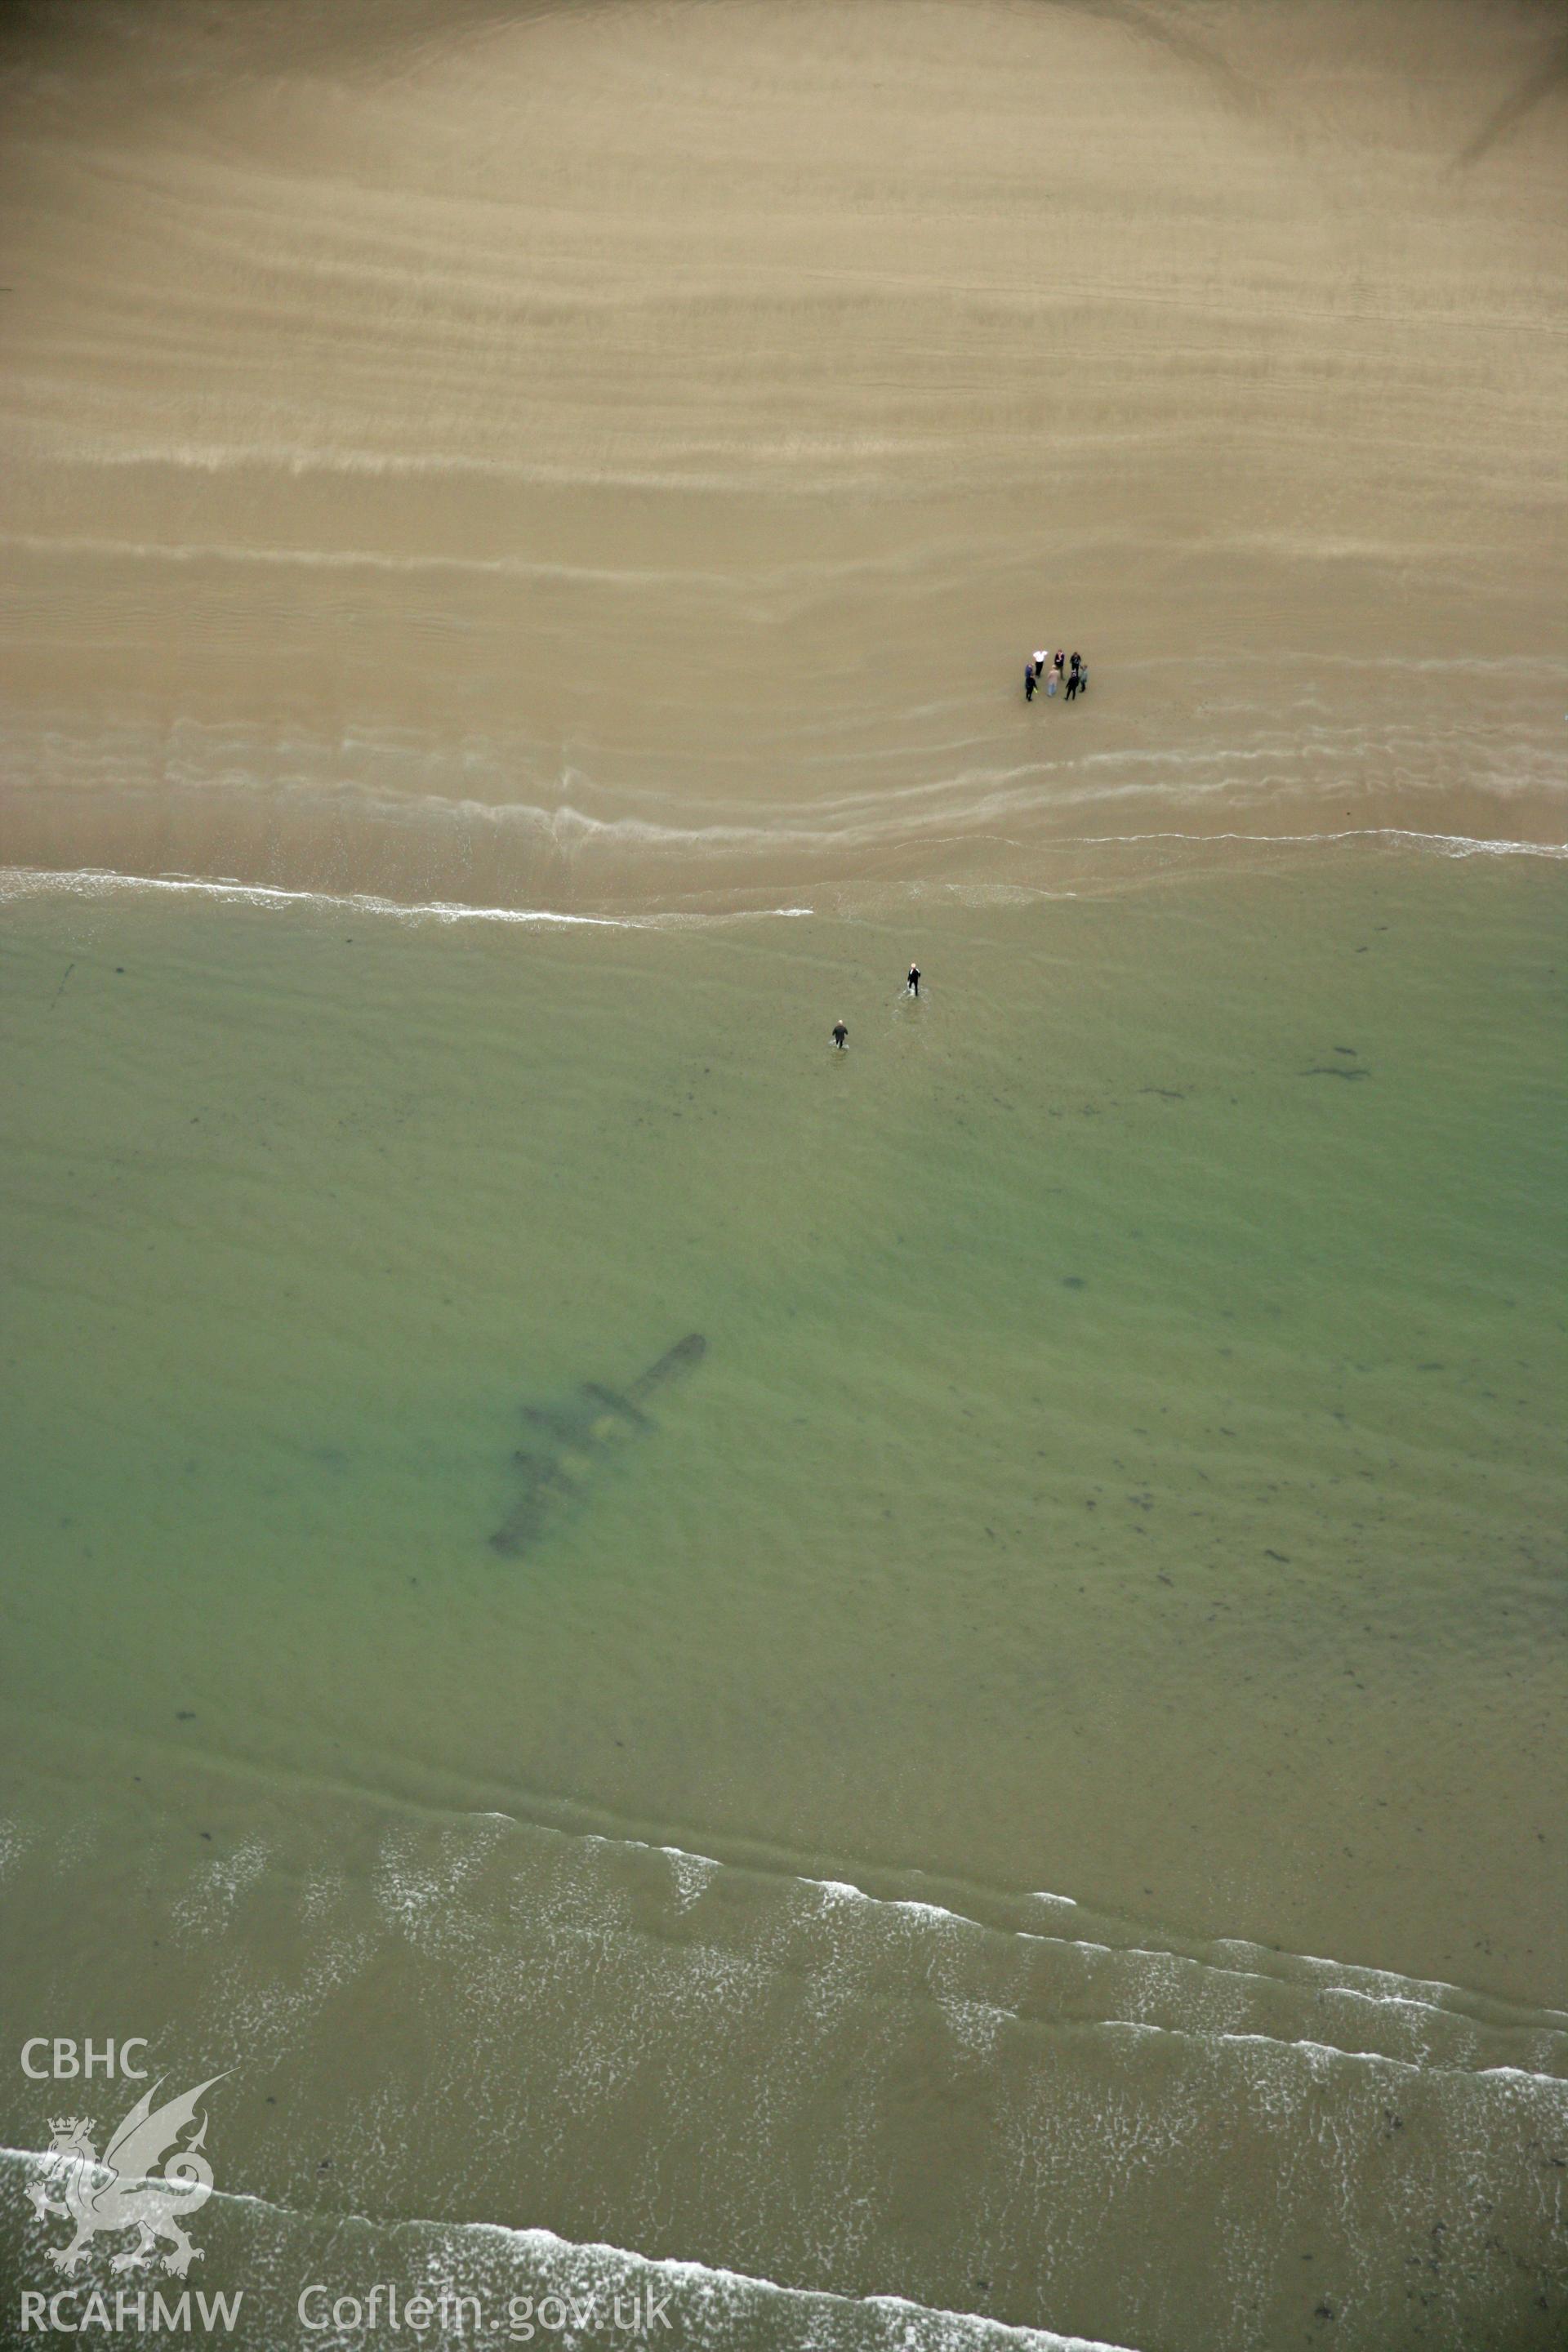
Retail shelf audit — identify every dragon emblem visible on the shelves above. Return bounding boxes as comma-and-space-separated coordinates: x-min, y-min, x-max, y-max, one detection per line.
28, 2076, 227, 2278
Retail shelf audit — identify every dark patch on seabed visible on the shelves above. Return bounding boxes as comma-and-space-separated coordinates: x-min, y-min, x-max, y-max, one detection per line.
491, 1334, 707, 1557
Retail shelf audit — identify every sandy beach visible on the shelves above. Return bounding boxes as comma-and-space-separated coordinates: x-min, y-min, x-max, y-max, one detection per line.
2, 0, 1564, 909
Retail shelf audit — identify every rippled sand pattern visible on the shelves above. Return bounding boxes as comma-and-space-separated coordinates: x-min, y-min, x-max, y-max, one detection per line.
1, 0, 1565, 906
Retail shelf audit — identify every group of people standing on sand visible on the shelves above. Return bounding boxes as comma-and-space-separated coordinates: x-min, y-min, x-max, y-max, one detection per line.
1025, 648, 1087, 703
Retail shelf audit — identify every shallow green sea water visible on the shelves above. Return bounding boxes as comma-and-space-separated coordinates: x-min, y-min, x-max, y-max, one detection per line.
2, 842, 1565, 2348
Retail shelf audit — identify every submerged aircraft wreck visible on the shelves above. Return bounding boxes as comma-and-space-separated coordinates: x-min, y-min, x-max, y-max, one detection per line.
490, 1332, 708, 1557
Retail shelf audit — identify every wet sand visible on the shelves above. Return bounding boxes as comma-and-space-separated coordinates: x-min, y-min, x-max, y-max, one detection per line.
2, 0, 1565, 909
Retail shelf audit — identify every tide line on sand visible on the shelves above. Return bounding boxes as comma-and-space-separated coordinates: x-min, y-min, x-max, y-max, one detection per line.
0, 866, 816, 929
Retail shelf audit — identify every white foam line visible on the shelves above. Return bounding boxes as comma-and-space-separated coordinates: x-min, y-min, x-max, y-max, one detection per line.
1063, 824, 1568, 858
0, 530, 929, 595
1136, 650, 1568, 676
0, 866, 814, 928
0, 2153, 1131, 2351
541, 1829, 1568, 2050
0, 531, 728, 592
455, 1831, 1392, 2078
1088, 2022, 1568, 2089
18, 436, 928, 498
0, 866, 635, 924
354, 1797, 1568, 2041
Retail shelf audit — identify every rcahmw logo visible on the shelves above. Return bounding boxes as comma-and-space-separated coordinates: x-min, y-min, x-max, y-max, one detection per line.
20, 2053, 243, 2333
